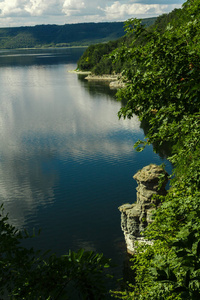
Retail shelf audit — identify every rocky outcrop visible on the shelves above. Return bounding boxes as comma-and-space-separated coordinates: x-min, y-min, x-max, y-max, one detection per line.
109, 80, 126, 89
119, 164, 169, 254
69, 70, 91, 75
85, 74, 119, 81
85, 74, 126, 89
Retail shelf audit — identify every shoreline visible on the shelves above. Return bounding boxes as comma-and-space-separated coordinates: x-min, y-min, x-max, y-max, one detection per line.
68, 70, 92, 75
85, 73, 126, 89
69, 70, 126, 89
0, 46, 88, 51
85, 74, 120, 81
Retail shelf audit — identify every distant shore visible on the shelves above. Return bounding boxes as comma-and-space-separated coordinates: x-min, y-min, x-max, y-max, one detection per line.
0, 46, 88, 51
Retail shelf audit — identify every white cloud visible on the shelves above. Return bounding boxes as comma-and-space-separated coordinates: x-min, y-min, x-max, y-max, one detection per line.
0, 0, 26, 16
62, 0, 86, 16
25, 0, 47, 16
0, 0, 64, 17
0, 0, 185, 27
99, 1, 182, 20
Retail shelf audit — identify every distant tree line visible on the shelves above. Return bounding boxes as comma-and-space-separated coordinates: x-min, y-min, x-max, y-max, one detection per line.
0, 22, 127, 49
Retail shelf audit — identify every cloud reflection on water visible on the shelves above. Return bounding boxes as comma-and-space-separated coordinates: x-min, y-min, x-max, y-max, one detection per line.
0, 62, 142, 228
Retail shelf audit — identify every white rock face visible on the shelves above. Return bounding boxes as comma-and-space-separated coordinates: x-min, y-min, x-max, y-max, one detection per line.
119, 164, 168, 254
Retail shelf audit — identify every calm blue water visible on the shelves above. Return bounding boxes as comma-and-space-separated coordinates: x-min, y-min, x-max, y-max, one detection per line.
0, 48, 172, 267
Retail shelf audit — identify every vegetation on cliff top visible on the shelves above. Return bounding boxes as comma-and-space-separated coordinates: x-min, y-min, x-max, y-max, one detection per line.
110, 0, 200, 298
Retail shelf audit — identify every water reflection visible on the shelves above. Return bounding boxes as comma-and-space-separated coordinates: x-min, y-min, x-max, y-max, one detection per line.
0, 59, 142, 231
0, 49, 172, 264
77, 74, 117, 98
0, 48, 86, 67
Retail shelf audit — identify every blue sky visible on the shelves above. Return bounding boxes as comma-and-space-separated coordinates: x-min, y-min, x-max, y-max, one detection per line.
0, 0, 185, 27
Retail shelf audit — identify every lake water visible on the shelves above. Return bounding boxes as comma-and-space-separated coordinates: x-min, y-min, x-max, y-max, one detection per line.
0, 48, 172, 268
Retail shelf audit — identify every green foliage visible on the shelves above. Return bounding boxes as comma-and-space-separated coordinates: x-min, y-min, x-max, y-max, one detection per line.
77, 18, 156, 74
77, 41, 119, 72
0, 204, 114, 299
110, 0, 200, 299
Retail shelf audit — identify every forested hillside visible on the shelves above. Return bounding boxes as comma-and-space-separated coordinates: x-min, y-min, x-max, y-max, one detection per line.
0, 19, 154, 49
0, 22, 125, 48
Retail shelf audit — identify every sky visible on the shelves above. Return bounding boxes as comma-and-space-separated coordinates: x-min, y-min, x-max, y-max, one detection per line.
0, 0, 185, 28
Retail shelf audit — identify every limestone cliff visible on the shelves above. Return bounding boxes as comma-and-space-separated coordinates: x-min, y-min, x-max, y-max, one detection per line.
119, 164, 169, 254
